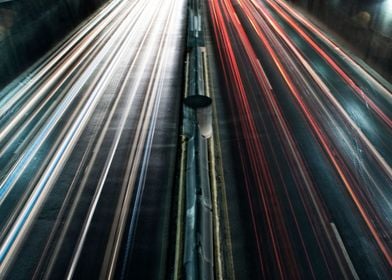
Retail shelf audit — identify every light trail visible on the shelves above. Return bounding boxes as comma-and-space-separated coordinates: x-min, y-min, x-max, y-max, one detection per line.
29, 5, 156, 276
263, 0, 392, 129
0, 0, 128, 122
208, 0, 392, 278
209, 0, 342, 277
237, 0, 392, 268
0, 0, 149, 269
0, 0, 186, 278
0, 0, 143, 202
247, 0, 392, 206
273, 0, 392, 104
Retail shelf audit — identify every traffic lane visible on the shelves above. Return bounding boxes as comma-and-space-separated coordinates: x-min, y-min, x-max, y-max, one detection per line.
256, 0, 392, 159
119, 123, 180, 279
214, 105, 263, 278
1, 0, 187, 276
268, 0, 392, 107
231, 1, 391, 277
237, 0, 391, 240
4, 89, 139, 278
209, 61, 264, 279
233, 55, 347, 279
233, 0, 392, 194
0, 0, 149, 232
207, 3, 266, 278
211, 0, 392, 276
2, 2, 138, 276
203, 4, 256, 276
71, 127, 147, 279
0, 0, 134, 139
0, 80, 92, 235
116, 12, 186, 278
210, 1, 347, 277
72, 56, 179, 279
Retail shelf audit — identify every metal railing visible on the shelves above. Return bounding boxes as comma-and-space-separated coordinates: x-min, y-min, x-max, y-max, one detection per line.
181, 0, 214, 279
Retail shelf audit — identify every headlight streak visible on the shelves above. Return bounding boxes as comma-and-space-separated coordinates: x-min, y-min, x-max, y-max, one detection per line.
65, 0, 171, 278
0, 6, 145, 271
0, 7, 141, 207
0, 6, 131, 171
0, 0, 184, 276
0, 0, 128, 122
0, 0, 141, 202
0, 0, 389, 277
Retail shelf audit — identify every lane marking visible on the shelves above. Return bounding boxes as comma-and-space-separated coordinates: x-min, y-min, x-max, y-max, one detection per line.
330, 222, 360, 280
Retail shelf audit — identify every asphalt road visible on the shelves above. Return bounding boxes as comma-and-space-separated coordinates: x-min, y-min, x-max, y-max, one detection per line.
0, 0, 186, 278
208, 0, 391, 279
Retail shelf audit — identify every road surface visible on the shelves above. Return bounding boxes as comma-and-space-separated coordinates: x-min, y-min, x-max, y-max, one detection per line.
0, 0, 186, 278
207, 0, 391, 278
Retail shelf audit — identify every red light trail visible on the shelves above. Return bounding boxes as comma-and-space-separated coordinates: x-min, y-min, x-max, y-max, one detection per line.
208, 0, 392, 277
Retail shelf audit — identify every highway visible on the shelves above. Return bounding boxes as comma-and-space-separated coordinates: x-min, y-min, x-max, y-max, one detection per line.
208, 0, 391, 279
1, 0, 391, 278
0, 0, 186, 278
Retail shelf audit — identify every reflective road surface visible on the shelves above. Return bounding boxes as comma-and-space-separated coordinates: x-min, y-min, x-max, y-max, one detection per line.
0, 0, 186, 278
208, 0, 391, 279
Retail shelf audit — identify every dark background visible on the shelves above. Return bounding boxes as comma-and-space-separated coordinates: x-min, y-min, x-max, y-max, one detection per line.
0, 0, 108, 89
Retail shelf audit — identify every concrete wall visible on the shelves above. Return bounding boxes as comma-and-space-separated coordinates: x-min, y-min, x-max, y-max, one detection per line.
289, 0, 392, 81
0, 0, 107, 88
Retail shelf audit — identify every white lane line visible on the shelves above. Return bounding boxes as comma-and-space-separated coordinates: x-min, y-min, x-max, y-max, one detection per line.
0, 1, 146, 273
0, 17, 120, 158
101, 0, 182, 278
65, 2, 164, 278
0, 0, 142, 205
330, 222, 360, 280
37, 3, 152, 277
0, 2, 133, 141
0, 1, 145, 250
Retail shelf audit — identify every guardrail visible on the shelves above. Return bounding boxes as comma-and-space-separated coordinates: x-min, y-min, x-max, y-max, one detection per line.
180, 0, 214, 279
